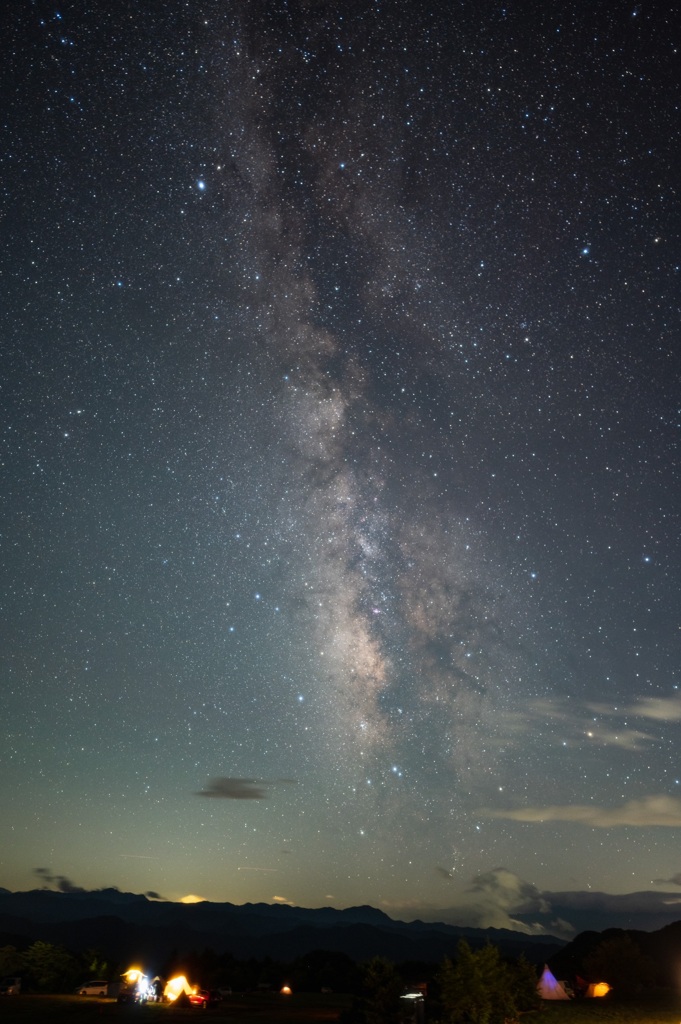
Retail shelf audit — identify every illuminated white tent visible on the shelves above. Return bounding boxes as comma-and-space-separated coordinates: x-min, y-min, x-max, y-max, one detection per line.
537, 965, 570, 1000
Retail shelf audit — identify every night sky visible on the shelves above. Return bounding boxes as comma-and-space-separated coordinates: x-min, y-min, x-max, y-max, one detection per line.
2, 0, 680, 937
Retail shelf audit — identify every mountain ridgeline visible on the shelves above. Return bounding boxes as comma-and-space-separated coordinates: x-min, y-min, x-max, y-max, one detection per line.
0, 888, 563, 965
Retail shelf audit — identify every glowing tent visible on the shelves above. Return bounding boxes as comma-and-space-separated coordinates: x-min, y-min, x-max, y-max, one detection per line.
538, 965, 570, 1000
585, 982, 611, 998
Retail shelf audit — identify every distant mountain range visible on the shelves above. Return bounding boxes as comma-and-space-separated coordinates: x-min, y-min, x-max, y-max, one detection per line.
0, 888, 564, 965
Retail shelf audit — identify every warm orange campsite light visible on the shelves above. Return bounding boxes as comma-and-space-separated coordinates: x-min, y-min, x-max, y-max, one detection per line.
120, 967, 152, 1001
280, 985, 292, 995
164, 975, 196, 1001
588, 982, 611, 998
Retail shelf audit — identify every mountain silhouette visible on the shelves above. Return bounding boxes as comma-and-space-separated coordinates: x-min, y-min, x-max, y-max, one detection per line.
0, 888, 563, 965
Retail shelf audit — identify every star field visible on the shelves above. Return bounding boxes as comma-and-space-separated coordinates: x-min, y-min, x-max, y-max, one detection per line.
1, 0, 680, 933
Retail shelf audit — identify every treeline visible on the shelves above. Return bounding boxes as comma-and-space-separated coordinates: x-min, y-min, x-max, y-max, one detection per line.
0, 937, 543, 1024
3, 921, 669, 1007
0, 940, 110, 993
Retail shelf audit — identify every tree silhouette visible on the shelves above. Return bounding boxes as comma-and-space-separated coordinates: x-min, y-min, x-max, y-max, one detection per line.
437, 941, 532, 1024
0, 945, 23, 976
340, 957, 405, 1024
22, 940, 78, 992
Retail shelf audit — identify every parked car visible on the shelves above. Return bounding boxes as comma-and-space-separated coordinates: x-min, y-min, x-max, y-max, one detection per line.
188, 988, 213, 1008
79, 980, 109, 996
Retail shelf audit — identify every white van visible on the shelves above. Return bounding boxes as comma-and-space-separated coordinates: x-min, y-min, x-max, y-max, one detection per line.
79, 980, 109, 996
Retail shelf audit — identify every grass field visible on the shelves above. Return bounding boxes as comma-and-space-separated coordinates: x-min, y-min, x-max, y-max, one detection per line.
1, 994, 680, 1024
539, 997, 681, 1024
0, 991, 353, 1024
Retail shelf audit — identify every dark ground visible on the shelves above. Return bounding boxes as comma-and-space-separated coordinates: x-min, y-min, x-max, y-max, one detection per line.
3, 993, 681, 1024
0, 992, 352, 1024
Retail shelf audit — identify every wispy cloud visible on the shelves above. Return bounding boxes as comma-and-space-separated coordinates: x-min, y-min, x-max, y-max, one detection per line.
527, 697, 658, 750
653, 872, 681, 887
197, 778, 267, 799
480, 794, 681, 827
34, 867, 85, 893
582, 727, 655, 751
627, 696, 681, 721
196, 777, 297, 800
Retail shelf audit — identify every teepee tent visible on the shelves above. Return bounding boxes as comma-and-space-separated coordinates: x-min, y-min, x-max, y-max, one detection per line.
538, 965, 570, 1000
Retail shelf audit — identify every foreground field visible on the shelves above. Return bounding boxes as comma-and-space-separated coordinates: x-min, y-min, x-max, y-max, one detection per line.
539, 996, 681, 1024
2, 994, 681, 1024
0, 991, 352, 1024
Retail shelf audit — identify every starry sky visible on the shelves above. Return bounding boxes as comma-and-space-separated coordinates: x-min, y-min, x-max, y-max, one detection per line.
1, 0, 680, 937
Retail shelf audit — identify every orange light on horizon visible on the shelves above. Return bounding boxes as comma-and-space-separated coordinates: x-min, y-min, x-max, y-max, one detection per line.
280, 986, 292, 995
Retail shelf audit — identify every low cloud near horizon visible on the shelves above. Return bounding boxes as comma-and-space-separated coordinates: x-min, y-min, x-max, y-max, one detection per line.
654, 873, 681, 886
34, 867, 85, 894
387, 866, 681, 939
196, 777, 298, 800
382, 867, 575, 938
479, 794, 681, 827
20, 864, 681, 938
464, 867, 574, 937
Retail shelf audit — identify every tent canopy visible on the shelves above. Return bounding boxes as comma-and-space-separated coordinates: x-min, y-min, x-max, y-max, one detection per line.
537, 966, 570, 1000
